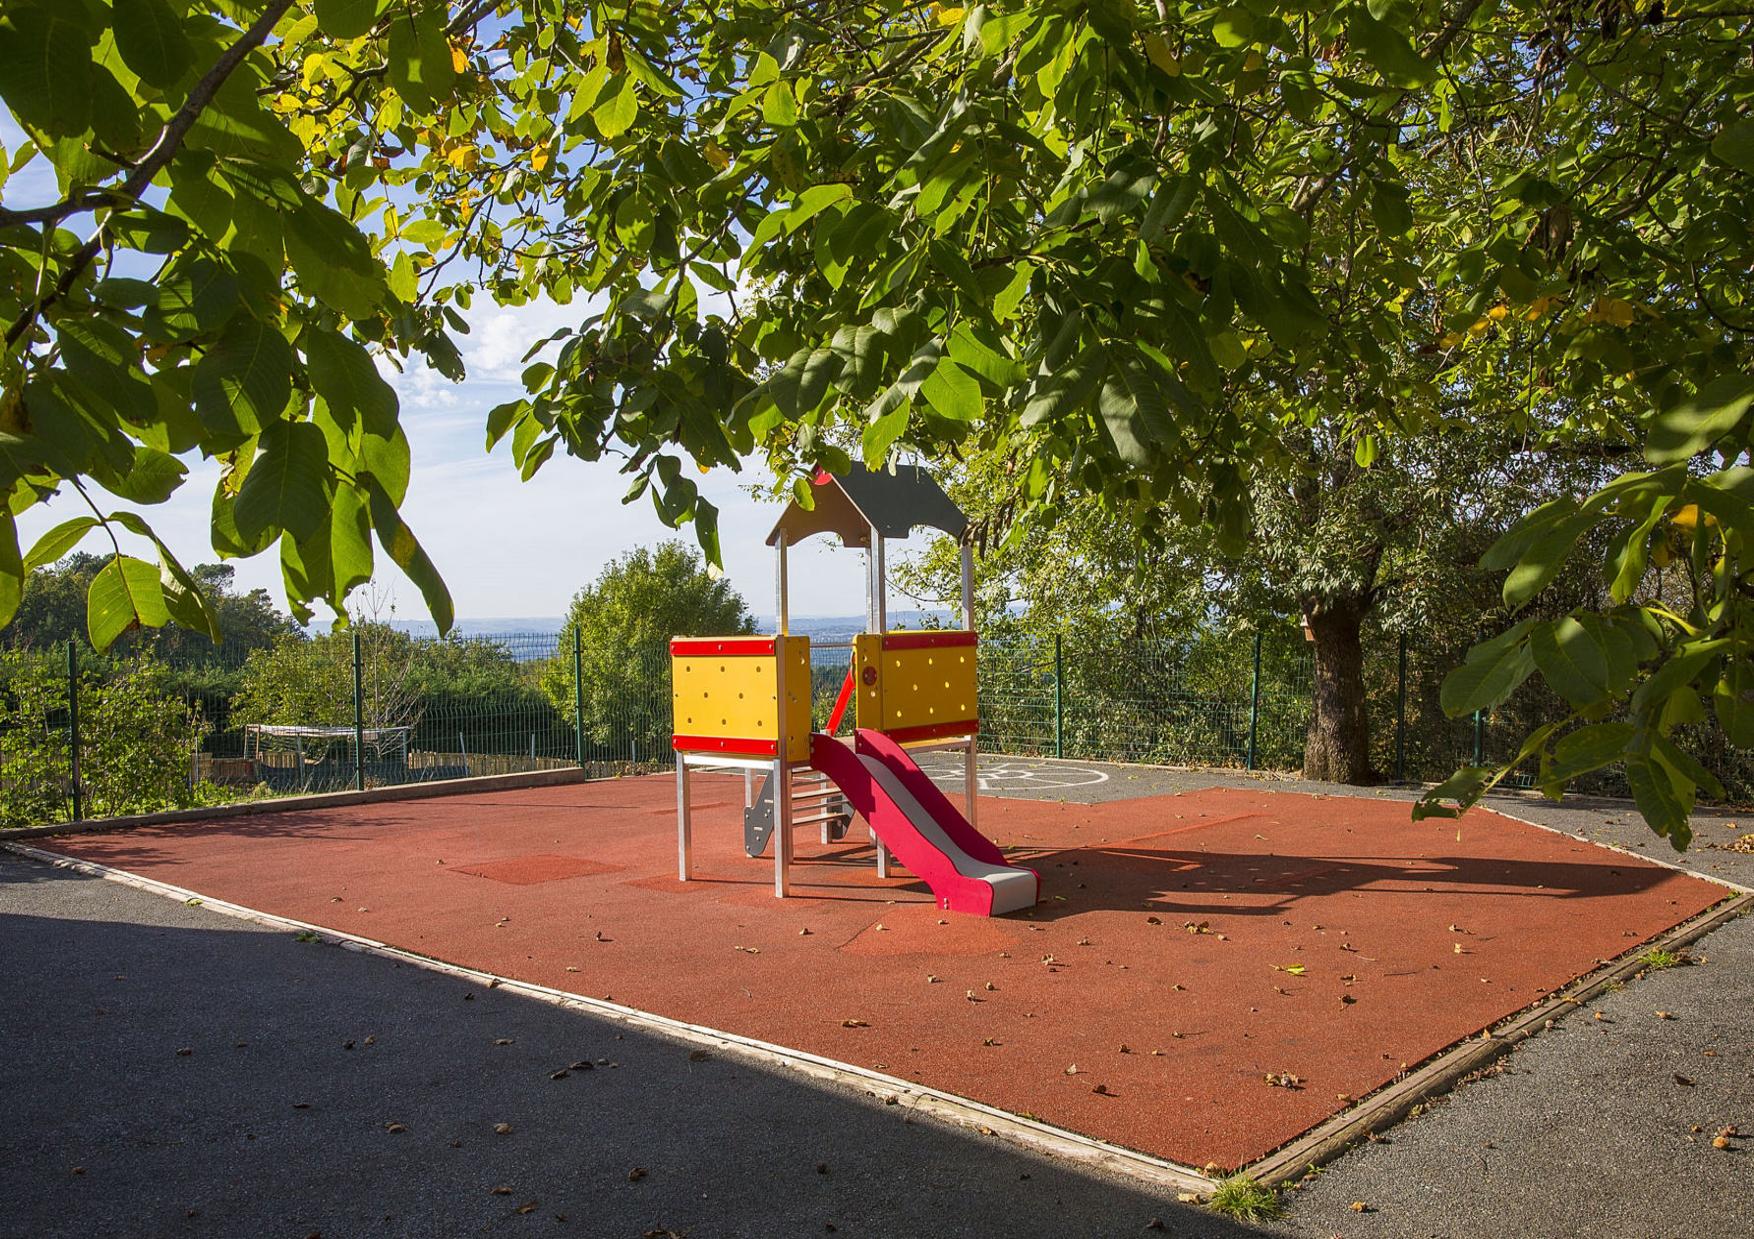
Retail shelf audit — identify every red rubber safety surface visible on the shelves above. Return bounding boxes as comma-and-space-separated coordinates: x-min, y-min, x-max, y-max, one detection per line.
45, 780, 1726, 1170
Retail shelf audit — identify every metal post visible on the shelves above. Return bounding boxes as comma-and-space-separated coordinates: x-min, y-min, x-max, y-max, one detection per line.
1246, 629, 1262, 771
958, 540, 975, 630
773, 632, 791, 897
66, 641, 82, 822
352, 629, 366, 791
1473, 708, 1485, 766
572, 626, 586, 769
776, 540, 790, 634
1053, 633, 1065, 759
676, 755, 692, 880
1395, 633, 1407, 783
869, 525, 887, 633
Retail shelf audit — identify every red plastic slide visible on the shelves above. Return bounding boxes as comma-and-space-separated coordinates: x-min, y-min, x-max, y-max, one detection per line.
809, 730, 1038, 916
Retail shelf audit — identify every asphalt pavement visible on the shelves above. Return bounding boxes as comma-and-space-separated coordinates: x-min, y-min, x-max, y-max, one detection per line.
3, 761, 1750, 1239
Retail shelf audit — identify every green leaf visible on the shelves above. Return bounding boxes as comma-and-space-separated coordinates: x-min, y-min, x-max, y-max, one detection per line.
1645, 374, 1754, 464
762, 80, 797, 127
362, 471, 453, 634
0, 4, 96, 133
1546, 722, 1633, 785
284, 200, 387, 321
107, 446, 187, 505
86, 555, 169, 651
1347, 11, 1433, 87
0, 512, 20, 629
920, 357, 983, 422
1440, 633, 1535, 716
1625, 756, 1692, 850
24, 516, 99, 570
1710, 116, 1754, 174
234, 420, 331, 543
112, 0, 193, 89
108, 510, 221, 642
195, 314, 294, 440
862, 400, 909, 464
315, 0, 389, 40
387, 4, 457, 112
1530, 617, 1611, 708
1713, 659, 1754, 747
305, 328, 396, 435
1502, 513, 1594, 607
1411, 766, 1491, 820
593, 76, 640, 140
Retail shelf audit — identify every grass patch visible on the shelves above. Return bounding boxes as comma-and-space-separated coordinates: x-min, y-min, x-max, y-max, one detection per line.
1207, 1175, 1283, 1223
1639, 947, 1686, 971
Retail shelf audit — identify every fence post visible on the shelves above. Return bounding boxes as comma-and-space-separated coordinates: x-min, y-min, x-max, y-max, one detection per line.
572, 627, 586, 769
1052, 633, 1064, 759
1395, 633, 1407, 783
352, 629, 366, 791
66, 641, 83, 822
1246, 628, 1262, 771
1473, 708, 1485, 767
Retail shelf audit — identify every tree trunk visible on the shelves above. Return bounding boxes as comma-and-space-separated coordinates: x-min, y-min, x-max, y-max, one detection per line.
1301, 596, 1375, 784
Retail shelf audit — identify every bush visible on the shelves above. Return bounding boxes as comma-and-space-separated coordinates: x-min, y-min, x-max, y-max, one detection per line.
0, 649, 208, 828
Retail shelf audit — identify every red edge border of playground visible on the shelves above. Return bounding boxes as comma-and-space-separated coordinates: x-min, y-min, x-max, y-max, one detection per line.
5, 828, 1746, 1198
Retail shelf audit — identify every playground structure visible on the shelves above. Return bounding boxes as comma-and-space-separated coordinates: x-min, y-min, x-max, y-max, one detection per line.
670, 464, 1039, 916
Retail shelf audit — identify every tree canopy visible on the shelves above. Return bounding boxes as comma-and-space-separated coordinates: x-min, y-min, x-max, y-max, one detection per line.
2, 1, 1752, 841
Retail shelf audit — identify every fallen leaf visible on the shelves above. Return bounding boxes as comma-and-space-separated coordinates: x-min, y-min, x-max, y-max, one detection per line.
628, 1167, 648, 1182
490, 1186, 512, 1196
1655, 1010, 1674, 1020
842, 1019, 869, 1028
688, 1049, 710, 1062
494, 1122, 513, 1135
1272, 964, 1307, 976
1064, 1064, 1080, 1075
384, 1122, 407, 1134
515, 1201, 537, 1215
1350, 1201, 1372, 1213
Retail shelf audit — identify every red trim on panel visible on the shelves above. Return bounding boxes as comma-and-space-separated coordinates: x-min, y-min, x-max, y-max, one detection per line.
669, 637, 777, 657
880, 631, 978, 652
670, 735, 779, 757
885, 720, 979, 744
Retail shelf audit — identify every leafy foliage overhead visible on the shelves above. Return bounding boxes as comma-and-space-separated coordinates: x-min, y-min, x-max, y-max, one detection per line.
2, 1, 1753, 840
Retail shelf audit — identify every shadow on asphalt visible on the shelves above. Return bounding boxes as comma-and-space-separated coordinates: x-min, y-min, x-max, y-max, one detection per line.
0, 857, 1271, 1239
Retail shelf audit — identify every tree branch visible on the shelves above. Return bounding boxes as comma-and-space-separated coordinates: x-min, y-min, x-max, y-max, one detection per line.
4, 0, 299, 351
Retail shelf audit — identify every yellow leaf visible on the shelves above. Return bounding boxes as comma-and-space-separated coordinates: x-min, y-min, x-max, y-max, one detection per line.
451, 42, 469, 74
1588, 297, 1637, 327
1144, 34, 1181, 76
1524, 294, 1562, 321
1486, 304, 1509, 321
704, 140, 730, 171
932, 5, 965, 27
1672, 504, 1718, 531
1242, 51, 1264, 72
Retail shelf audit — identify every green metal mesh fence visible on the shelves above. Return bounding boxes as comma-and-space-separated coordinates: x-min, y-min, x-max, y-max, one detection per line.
5, 622, 1753, 829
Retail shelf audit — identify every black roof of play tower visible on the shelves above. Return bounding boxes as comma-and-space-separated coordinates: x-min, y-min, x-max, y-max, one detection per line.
766, 463, 968, 549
